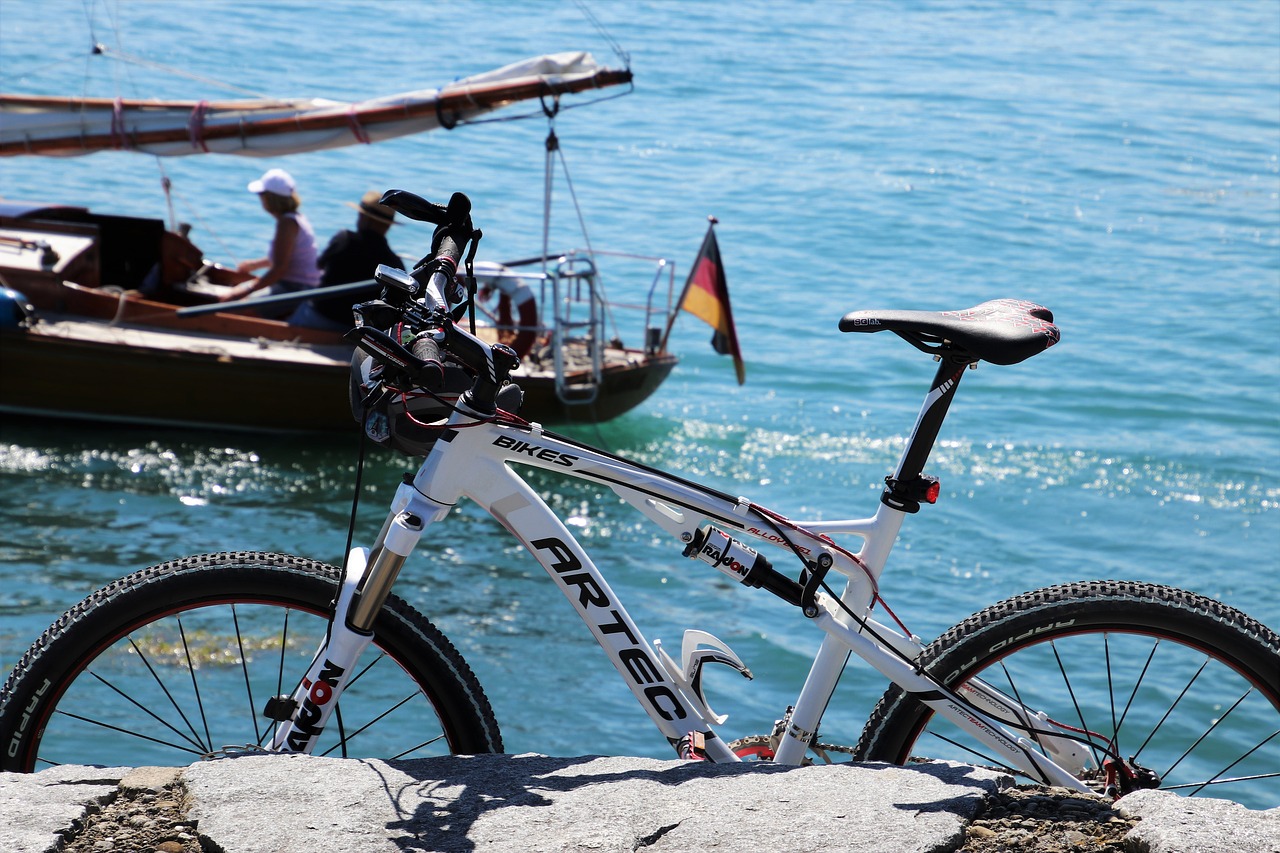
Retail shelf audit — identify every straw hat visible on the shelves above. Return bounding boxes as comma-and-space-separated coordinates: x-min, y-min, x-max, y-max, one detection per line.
346, 191, 397, 226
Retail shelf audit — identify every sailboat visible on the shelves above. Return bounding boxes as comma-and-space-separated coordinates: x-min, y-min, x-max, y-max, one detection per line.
0, 52, 690, 432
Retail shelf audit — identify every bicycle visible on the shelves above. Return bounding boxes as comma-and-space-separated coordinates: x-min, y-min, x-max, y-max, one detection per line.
3, 190, 1277, 808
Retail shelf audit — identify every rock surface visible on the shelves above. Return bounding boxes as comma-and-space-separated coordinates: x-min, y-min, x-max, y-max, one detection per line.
0, 764, 127, 853
1, 755, 1276, 853
1117, 789, 1280, 853
185, 753, 1005, 853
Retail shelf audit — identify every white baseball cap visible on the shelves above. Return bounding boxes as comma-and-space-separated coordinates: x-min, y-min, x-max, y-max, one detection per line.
247, 168, 296, 196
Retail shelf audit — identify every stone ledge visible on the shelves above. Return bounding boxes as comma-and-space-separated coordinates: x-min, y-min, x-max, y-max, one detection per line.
1, 755, 1275, 853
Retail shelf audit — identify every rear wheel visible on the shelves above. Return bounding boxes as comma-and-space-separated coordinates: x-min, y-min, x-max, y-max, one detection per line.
855, 581, 1280, 809
0, 552, 502, 771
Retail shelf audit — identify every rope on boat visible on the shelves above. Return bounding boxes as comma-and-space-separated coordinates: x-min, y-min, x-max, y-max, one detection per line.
87, 43, 269, 99
573, 0, 632, 68
540, 118, 622, 343
104, 287, 129, 326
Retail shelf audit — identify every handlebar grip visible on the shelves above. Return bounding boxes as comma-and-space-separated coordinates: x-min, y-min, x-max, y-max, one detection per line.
409, 332, 444, 388
379, 189, 448, 224
431, 194, 473, 268
433, 233, 463, 272
346, 326, 445, 391
379, 190, 472, 229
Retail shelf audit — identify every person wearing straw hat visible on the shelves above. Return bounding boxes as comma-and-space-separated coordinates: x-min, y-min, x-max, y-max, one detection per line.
291, 191, 405, 331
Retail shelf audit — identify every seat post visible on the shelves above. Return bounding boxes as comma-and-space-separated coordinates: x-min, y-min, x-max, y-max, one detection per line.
883, 346, 976, 512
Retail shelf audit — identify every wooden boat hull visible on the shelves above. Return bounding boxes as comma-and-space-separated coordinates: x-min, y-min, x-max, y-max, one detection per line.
0, 317, 676, 432
1, 318, 353, 432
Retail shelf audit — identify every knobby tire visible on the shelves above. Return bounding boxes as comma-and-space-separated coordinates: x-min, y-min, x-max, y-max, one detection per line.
0, 552, 502, 772
854, 580, 1279, 806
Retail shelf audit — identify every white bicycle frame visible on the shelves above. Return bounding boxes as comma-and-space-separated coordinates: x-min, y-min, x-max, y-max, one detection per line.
270, 382, 1093, 792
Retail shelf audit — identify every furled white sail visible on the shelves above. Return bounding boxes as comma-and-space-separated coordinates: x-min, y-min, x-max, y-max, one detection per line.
0, 52, 630, 158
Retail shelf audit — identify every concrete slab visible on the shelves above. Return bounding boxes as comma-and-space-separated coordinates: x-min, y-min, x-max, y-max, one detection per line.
0, 764, 129, 853
183, 754, 1009, 853
1119, 789, 1280, 853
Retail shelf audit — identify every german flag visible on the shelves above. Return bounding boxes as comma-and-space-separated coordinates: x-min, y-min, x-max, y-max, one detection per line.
678, 218, 745, 384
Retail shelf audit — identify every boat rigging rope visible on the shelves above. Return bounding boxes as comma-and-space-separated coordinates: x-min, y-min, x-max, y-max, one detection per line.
540, 118, 622, 343
153, 167, 239, 262
573, 0, 631, 68
72, 0, 266, 98
87, 43, 269, 99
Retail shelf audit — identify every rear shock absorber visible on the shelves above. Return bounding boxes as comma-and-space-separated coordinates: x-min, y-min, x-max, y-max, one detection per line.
683, 524, 804, 607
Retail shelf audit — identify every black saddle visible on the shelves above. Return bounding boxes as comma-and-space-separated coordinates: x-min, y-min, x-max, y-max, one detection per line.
839, 298, 1060, 365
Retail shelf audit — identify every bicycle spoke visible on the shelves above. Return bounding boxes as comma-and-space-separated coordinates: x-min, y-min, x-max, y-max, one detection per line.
926, 730, 1023, 780
1181, 729, 1280, 797
230, 604, 263, 747
341, 651, 387, 693
126, 636, 208, 751
176, 616, 213, 751
1113, 638, 1159, 744
1162, 769, 1280, 791
319, 692, 419, 757
1051, 640, 1103, 768
998, 661, 1025, 714
334, 703, 348, 759
52, 707, 206, 757
276, 608, 290, 699
82, 670, 207, 753
1105, 633, 1118, 749
391, 733, 447, 761
1132, 658, 1208, 762
1162, 687, 1253, 781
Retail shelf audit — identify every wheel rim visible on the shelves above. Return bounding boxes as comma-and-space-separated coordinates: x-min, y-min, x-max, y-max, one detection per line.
899, 627, 1280, 809
25, 598, 458, 769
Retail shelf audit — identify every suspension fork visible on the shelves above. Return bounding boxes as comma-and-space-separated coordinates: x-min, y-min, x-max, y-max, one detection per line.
268, 482, 451, 754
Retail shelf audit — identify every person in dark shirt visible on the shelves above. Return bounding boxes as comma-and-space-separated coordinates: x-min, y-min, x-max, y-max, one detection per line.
289, 191, 404, 331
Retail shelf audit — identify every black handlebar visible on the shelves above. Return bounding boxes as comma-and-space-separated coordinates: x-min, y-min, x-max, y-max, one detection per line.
347, 321, 519, 415
381, 189, 478, 312
379, 189, 470, 226
350, 191, 518, 415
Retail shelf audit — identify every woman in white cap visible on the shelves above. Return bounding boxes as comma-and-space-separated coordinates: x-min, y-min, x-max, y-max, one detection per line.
218, 168, 321, 315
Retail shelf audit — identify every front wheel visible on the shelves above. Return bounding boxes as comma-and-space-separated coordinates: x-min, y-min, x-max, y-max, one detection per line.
0, 552, 502, 771
855, 581, 1280, 809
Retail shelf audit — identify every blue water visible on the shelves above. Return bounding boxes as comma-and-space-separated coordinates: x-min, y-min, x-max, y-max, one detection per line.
2, 0, 1277, 790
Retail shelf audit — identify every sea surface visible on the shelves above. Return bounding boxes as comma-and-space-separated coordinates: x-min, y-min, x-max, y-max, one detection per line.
1, 0, 1277, 793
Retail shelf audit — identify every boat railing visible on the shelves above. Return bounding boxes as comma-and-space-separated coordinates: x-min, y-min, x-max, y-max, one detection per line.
548, 254, 603, 404
486, 249, 678, 408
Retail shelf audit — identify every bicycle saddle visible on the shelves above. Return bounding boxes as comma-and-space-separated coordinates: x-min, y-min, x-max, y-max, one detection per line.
839, 298, 1060, 365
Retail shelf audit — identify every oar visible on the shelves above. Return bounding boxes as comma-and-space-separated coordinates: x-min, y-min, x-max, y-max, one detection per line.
174, 278, 380, 318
